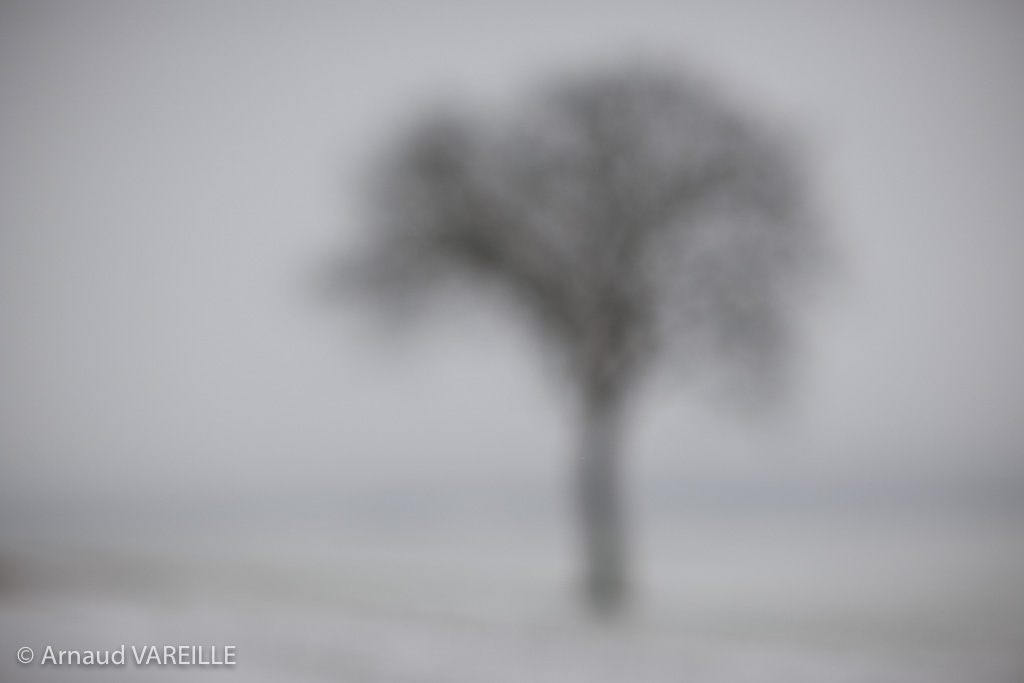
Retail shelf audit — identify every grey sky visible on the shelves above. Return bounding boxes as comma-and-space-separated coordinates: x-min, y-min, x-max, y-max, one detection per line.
2, 0, 1023, 508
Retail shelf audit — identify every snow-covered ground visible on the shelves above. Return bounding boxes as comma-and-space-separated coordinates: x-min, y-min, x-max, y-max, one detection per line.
2, 511, 1023, 682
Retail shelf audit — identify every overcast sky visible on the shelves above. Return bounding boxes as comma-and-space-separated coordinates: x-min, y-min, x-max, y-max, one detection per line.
2, 0, 1024, 510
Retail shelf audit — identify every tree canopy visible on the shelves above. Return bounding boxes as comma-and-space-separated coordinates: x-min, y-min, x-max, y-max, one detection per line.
345, 64, 825, 409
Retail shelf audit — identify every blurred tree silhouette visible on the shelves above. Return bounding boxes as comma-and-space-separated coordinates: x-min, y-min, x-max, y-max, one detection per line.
331, 65, 826, 616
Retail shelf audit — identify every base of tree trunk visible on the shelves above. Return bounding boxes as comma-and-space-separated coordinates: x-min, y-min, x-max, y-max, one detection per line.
584, 570, 628, 617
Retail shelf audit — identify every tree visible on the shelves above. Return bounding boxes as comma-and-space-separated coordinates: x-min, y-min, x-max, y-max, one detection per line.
331, 65, 825, 616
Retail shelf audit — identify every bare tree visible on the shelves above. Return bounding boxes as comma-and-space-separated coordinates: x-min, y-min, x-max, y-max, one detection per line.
330, 65, 825, 616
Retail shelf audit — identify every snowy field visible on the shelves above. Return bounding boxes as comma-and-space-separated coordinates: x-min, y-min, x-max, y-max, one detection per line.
2, 508, 1023, 682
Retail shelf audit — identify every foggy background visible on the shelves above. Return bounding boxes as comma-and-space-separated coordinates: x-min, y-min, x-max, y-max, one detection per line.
2, 1, 1023, 681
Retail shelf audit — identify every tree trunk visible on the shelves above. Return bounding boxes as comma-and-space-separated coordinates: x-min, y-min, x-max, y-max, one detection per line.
577, 386, 628, 617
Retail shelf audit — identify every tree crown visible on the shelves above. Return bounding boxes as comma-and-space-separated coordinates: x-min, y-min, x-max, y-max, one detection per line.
343, 65, 825, 407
